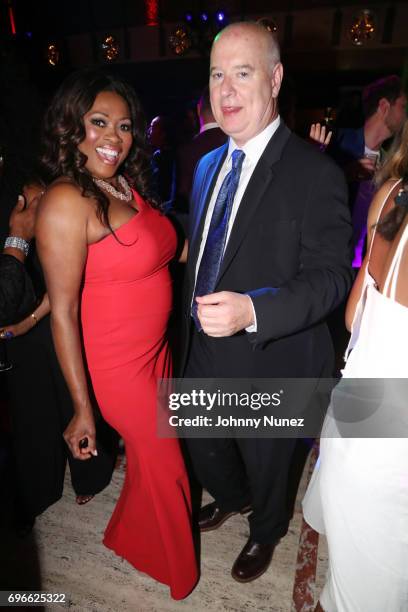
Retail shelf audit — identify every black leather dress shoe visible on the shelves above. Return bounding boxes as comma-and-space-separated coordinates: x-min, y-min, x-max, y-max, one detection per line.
199, 501, 251, 532
231, 538, 278, 582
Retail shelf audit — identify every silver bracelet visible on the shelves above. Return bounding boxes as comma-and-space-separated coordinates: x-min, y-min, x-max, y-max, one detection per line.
4, 236, 30, 257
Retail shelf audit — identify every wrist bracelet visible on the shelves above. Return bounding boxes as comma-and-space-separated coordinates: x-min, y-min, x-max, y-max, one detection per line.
31, 313, 38, 326
4, 236, 30, 257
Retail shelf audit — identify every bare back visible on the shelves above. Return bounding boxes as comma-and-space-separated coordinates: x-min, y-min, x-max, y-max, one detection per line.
369, 182, 408, 308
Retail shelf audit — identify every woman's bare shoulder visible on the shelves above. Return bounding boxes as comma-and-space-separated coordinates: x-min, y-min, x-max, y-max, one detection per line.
368, 179, 401, 226
377, 178, 401, 202
38, 178, 91, 222
43, 177, 85, 201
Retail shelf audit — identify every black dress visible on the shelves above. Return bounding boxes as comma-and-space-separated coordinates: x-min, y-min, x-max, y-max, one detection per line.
0, 255, 36, 327
4, 252, 117, 520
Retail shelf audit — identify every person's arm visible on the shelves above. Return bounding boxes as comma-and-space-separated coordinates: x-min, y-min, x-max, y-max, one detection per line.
36, 183, 97, 461
0, 293, 50, 338
344, 258, 367, 332
248, 158, 353, 344
0, 190, 41, 326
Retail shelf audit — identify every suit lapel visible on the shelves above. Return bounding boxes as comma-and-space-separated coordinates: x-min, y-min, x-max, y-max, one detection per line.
217, 122, 291, 282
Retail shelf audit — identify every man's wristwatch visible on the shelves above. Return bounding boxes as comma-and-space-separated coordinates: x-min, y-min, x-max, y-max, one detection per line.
4, 236, 30, 257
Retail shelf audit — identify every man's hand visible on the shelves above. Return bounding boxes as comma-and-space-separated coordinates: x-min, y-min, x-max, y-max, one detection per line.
196, 291, 254, 337
345, 157, 376, 182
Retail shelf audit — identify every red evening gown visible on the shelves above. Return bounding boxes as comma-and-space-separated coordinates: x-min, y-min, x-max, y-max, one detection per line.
80, 192, 197, 600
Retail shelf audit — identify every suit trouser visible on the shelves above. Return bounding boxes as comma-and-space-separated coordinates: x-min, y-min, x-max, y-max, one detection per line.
184, 325, 296, 544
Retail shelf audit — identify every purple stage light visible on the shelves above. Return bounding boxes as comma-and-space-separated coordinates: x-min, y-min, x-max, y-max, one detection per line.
216, 11, 225, 23
200, 12, 208, 22
185, 12, 193, 23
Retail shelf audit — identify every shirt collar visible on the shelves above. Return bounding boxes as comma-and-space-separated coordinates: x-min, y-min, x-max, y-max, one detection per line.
227, 115, 281, 165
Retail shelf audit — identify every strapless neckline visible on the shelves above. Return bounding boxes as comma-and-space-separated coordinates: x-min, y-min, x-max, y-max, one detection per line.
89, 205, 144, 249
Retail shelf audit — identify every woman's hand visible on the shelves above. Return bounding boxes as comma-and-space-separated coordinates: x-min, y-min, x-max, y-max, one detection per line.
0, 294, 50, 340
63, 412, 98, 460
309, 123, 332, 149
0, 314, 36, 339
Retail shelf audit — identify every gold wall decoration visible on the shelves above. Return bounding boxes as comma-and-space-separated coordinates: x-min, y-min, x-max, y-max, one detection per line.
350, 9, 375, 46
169, 25, 192, 56
47, 43, 60, 66
102, 35, 120, 62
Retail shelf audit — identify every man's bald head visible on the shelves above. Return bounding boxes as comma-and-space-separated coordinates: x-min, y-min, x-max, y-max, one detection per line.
212, 22, 281, 75
209, 20, 283, 146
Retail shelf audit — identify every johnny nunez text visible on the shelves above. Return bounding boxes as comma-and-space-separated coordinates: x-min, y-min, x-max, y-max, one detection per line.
168, 415, 304, 428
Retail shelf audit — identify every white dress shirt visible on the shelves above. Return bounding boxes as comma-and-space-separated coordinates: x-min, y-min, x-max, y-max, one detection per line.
194, 116, 281, 332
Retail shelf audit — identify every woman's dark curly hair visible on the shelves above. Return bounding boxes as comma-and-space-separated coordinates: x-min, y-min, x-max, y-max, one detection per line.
40, 68, 161, 229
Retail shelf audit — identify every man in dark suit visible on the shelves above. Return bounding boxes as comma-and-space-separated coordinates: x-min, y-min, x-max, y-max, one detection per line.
181, 22, 352, 583
176, 86, 227, 213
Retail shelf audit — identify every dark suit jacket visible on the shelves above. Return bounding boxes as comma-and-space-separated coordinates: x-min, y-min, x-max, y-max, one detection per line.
328, 126, 365, 165
176, 127, 227, 214
181, 121, 353, 380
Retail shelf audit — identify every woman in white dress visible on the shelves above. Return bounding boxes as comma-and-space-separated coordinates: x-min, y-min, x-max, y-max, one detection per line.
303, 120, 408, 612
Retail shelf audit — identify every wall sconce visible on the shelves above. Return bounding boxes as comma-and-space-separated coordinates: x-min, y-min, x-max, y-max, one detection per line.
101, 35, 120, 62
350, 9, 375, 46
169, 25, 192, 56
47, 42, 60, 67
169, 10, 228, 56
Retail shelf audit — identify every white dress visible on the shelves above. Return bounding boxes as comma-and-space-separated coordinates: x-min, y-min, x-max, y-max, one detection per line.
303, 180, 408, 611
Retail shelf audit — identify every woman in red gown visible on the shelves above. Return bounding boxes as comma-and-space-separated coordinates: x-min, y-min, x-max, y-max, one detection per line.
36, 70, 197, 600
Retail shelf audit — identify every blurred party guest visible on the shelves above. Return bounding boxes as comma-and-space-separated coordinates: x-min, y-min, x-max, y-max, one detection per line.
303, 120, 408, 611
36, 70, 197, 599
328, 75, 407, 267
147, 114, 177, 208
176, 86, 227, 213
0, 194, 38, 326
2, 183, 117, 538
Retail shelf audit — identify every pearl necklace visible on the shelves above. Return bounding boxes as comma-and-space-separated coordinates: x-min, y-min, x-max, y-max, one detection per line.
93, 175, 132, 202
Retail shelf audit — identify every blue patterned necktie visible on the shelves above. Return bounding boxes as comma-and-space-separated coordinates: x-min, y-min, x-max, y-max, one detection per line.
192, 149, 246, 330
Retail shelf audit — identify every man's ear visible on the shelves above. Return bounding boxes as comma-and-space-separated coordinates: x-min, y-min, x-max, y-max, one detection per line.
271, 62, 284, 99
377, 97, 390, 118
